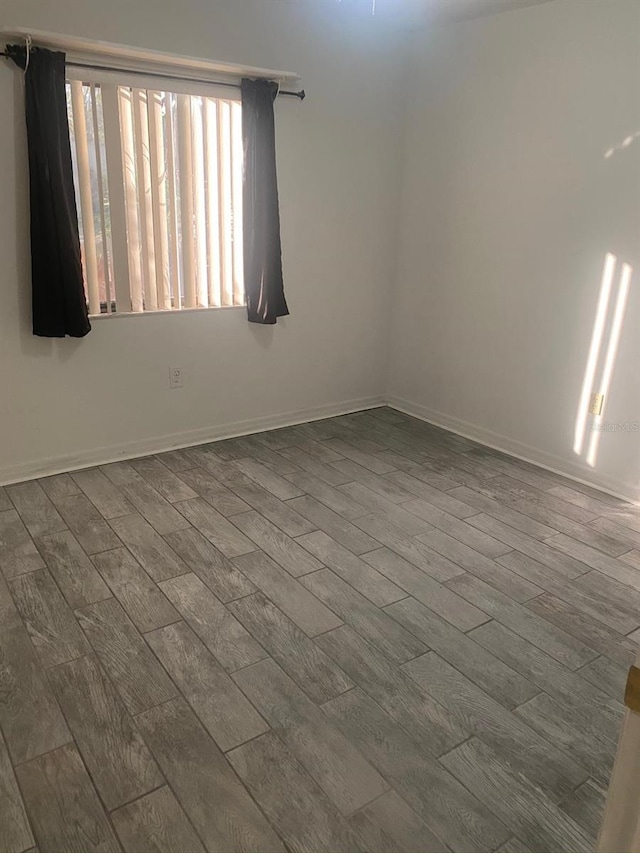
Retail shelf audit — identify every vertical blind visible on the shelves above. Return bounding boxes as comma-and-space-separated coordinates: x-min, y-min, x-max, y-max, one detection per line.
66, 78, 245, 315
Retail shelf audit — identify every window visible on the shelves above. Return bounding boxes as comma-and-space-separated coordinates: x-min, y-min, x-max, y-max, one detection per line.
66, 74, 245, 316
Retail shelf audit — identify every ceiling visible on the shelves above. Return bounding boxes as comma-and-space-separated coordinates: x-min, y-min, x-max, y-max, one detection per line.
328, 0, 555, 30
424, 0, 554, 22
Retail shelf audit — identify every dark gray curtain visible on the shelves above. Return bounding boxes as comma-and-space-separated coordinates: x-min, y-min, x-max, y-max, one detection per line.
7, 45, 91, 337
241, 78, 289, 324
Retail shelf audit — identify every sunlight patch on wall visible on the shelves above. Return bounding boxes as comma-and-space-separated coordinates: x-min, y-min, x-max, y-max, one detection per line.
573, 253, 616, 457
585, 262, 632, 467
604, 129, 640, 159
574, 253, 633, 468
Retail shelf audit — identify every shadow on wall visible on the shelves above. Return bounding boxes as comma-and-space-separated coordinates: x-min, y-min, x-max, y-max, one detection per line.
248, 320, 278, 350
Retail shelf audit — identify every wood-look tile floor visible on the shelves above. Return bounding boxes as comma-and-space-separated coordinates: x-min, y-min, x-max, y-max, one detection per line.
1, 407, 637, 853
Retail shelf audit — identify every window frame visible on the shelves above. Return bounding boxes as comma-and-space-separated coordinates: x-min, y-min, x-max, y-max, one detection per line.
66, 66, 246, 319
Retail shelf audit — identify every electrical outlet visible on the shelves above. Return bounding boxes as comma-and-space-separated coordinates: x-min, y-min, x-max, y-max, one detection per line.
169, 367, 183, 389
589, 392, 604, 416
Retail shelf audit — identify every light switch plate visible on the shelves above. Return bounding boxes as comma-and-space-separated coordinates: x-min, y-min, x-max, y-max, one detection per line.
589, 392, 604, 416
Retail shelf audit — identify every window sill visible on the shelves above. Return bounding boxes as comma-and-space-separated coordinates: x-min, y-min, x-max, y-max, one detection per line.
89, 304, 247, 320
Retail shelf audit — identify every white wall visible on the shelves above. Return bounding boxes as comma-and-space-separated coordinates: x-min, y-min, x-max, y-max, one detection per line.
0, 0, 405, 481
388, 0, 640, 501
2, 0, 638, 502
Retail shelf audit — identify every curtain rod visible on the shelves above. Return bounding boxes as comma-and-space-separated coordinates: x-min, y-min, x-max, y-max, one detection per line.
1, 52, 306, 99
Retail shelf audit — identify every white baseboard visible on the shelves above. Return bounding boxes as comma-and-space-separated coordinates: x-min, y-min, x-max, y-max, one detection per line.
3, 392, 637, 505
387, 395, 640, 506
0, 396, 385, 486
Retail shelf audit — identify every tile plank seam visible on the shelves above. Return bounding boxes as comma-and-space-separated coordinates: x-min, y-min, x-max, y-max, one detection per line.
0, 408, 633, 852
